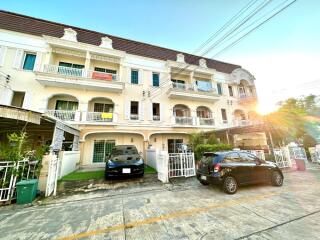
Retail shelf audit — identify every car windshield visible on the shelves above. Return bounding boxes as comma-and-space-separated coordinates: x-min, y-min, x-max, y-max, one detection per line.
111, 146, 138, 156
201, 153, 220, 164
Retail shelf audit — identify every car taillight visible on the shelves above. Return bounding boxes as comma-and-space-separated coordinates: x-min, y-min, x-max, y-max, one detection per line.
213, 163, 221, 173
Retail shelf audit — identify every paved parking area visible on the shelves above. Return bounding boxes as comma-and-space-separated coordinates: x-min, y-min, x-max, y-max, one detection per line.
1, 170, 320, 240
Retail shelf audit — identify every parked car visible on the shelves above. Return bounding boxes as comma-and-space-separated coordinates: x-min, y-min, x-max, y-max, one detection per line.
196, 151, 283, 194
105, 145, 144, 179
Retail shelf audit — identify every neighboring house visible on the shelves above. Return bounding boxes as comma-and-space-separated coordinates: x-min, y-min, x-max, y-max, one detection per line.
0, 11, 260, 167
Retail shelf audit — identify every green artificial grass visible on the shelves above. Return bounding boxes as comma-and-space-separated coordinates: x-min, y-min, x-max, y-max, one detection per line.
61, 165, 157, 181
61, 170, 104, 181
144, 165, 157, 174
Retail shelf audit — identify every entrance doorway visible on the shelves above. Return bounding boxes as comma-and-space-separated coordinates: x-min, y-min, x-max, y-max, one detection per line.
168, 139, 183, 153
92, 140, 115, 163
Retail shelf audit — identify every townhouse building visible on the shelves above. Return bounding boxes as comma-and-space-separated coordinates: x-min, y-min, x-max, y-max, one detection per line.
0, 11, 261, 167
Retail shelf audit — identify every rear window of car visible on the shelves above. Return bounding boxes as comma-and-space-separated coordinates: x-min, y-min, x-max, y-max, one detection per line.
201, 153, 220, 164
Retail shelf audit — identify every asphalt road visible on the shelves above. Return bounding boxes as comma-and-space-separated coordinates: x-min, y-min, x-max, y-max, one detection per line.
1, 169, 320, 240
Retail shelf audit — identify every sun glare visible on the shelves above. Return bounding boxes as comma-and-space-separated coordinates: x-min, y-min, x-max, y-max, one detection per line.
256, 102, 278, 115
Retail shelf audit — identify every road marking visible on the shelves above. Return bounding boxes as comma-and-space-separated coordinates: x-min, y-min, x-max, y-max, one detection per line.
57, 192, 279, 240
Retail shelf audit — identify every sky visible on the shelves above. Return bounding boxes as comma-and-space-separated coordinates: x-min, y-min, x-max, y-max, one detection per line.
1, 0, 320, 114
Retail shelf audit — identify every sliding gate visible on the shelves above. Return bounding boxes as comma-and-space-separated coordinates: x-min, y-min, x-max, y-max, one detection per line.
168, 152, 196, 178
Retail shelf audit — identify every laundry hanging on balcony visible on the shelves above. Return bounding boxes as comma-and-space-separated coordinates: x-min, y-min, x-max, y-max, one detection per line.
101, 112, 113, 119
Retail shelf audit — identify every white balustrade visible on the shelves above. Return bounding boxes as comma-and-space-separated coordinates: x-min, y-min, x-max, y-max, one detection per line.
45, 110, 78, 121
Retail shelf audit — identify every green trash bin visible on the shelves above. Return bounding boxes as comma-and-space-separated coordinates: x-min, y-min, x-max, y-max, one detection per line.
16, 179, 39, 204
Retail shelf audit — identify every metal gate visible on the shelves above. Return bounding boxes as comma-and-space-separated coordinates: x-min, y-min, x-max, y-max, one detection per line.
0, 160, 36, 202
45, 154, 60, 197
309, 146, 320, 163
168, 152, 196, 178
273, 146, 307, 169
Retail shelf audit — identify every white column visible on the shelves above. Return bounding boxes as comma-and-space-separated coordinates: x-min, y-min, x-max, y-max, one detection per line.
78, 101, 88, 122
191, 109, 197, 125
83, 51, 91, 78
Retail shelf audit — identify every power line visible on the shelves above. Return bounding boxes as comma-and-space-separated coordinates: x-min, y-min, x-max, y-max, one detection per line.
211, 0, 298, 58
149, 0, 271, 99
208, 0, 291, 51
194, 0, 260, 55
199, 0, 274, 57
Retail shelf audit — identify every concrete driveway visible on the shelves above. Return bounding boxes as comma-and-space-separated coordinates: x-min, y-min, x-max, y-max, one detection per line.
1, 170, 320, 240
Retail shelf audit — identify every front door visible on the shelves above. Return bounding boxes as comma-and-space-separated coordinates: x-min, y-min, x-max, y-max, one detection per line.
93, 140, 115, 163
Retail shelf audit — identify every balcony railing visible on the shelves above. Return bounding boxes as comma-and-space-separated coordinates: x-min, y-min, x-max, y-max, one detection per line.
233, 119, 263, 127
130, 114, 139, 120
41, 64, 118, 81
172, 82, 217, 94
45, 110, 77, 121
198, 117, 215, 126
153, 115, 160, 121
174, 116, 194, 125
86, 112, 115, 122
43, 64, 84, 77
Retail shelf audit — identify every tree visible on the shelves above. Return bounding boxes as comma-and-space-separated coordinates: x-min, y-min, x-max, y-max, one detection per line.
264, 95, 320, 146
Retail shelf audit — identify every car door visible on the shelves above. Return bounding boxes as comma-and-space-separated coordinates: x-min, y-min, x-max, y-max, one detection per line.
238, 152, 256, 184
221, 152, 249, 184
240, 152, 269, 183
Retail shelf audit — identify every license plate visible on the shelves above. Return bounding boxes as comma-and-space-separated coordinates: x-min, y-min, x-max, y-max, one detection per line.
122, 168, 131, 174
200, 175, 207, 181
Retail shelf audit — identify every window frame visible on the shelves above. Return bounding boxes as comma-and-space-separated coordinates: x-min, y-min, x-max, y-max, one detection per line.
22, 52, 36, 71
152, 72, 160, 87
228, 85, 234, 97
217, 83, 223, 95
131, 69, 139, 84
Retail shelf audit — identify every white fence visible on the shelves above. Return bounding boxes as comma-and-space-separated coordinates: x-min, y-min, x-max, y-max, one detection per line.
168, 153, 196, 178
146, 149, 157, 170
58, 151, 80, 179
0, 160, 38, 202
156, 151, 169, 183
45, 154, 60, 197
273, 146, 307, 169
309, 145, 320, 163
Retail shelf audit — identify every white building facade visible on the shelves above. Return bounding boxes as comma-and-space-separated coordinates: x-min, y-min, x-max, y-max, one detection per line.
0, 11, 259, 166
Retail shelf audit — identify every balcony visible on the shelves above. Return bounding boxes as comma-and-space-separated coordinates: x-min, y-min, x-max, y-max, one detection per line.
35, 64, 124, 92
85, 112, 117, 123
233, 119, 263, 127
238, 93, 257, 105
45, 110, 79, 122
172, 116, 194, 126
198, 118, 215, 126
168, 82, 219, 102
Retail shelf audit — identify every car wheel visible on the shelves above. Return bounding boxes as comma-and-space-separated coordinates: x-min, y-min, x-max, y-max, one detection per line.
271, 171, 283, 186
199, 180, 209, 185
223, 176, 238, 194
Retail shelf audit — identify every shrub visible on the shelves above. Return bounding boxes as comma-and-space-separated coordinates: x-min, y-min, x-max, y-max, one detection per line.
195, 143, 232, 161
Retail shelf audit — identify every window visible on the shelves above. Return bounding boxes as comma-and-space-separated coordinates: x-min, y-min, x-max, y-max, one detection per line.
239, 152, 259, 163
94, 103, 113, 113
93, 140, 115, 163
196, 80, 212, 92
55, 100, 78, 111
217, 83, 223, 95
168, 139, 183, 153
59, 62, 84, 69
152, 103, 160, 121
11, 91, 25, 107
23, 53, 36, 70
130, 101, 139, 120
131, 69, 139, 84
221, 108, 227, 123
171, 79, 185, 89
94, 67, 117, 74
228, 85, 233, 97
152, 73, 160, 87
223, 152, 241, 163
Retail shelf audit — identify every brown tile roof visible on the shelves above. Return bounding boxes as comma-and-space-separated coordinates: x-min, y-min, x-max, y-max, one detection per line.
0, 10, 240, 73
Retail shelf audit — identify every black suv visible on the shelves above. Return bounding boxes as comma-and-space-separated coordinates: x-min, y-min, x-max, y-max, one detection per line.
105, 145, 144, 179
196, 151, 283, 194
